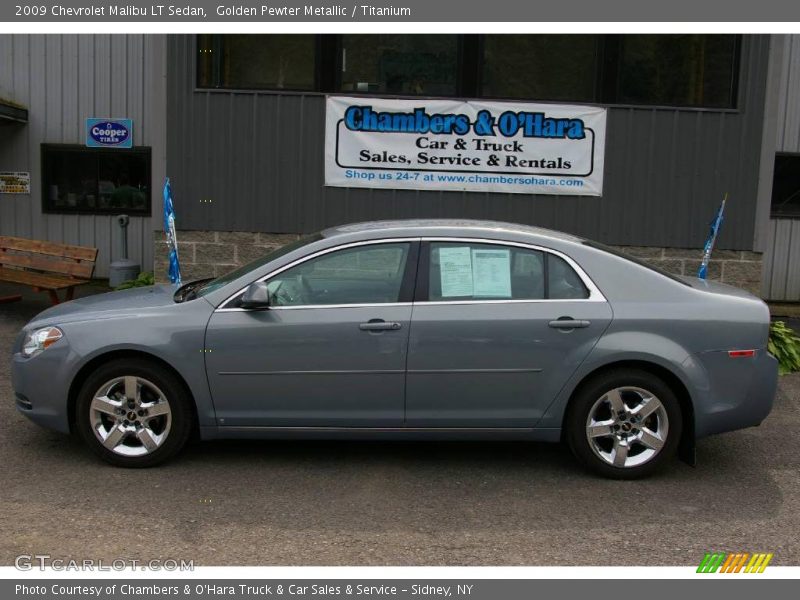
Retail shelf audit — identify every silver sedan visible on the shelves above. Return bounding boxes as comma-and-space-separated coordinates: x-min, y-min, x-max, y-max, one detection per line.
11, 220, 778, 478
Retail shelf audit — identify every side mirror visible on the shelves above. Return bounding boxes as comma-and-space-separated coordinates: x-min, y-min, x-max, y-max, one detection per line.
240, 281, 272, 309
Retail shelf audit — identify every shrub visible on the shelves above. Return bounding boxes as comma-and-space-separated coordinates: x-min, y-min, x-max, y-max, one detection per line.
115, 271, 155, 291
768, 321, 800, 375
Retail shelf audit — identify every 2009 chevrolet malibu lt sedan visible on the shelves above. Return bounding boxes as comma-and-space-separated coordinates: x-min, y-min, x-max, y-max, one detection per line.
11, 220, 778, 478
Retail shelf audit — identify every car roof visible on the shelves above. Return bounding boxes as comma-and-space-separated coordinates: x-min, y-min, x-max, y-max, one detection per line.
322, 219, 586, 244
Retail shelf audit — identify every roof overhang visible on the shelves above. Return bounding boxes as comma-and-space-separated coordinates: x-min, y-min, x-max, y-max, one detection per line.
0, 98, 28, 125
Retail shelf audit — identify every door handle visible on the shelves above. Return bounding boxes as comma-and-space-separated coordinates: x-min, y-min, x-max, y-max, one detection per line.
359, 320, 402, 331
548, 318, 591, 329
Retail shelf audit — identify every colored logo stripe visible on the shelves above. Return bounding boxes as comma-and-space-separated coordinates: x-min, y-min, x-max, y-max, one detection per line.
745, 553, 773, 573
719, 553, 737, 572
697, 552, 773, 573
697, 552, 726, 573
723, 553, 748, 573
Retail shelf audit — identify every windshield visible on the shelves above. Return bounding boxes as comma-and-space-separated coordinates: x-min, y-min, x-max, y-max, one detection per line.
193, 233, 323, 298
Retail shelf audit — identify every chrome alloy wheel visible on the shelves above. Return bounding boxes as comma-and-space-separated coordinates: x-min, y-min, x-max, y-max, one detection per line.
89, 376, 172, 457
585, 386, 669, 469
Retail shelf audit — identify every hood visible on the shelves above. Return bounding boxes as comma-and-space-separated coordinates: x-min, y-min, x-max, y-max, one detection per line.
27, 284, 183, 327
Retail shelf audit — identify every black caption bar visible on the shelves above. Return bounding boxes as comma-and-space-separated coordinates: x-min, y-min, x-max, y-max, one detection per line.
5, 579, 800, 600
4, 0, 800, 22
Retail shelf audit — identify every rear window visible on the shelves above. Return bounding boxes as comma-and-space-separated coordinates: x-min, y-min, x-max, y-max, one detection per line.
583, 240, 690, 287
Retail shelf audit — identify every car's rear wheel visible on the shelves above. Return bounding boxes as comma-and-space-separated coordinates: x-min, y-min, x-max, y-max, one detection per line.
565, 369, 682, 479
76, 359, 192, 467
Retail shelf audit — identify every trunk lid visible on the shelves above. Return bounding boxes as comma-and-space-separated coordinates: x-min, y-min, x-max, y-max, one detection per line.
678, 276, 761, 301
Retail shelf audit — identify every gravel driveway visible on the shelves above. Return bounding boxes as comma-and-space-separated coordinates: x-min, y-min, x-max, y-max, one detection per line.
2, 283, 798, 566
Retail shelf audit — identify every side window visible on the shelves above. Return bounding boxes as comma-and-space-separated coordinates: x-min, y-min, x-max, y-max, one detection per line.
428, 242, 545, 301
266, 243, 411, 306
427, 242, 590, 301
548, 254, 590, 299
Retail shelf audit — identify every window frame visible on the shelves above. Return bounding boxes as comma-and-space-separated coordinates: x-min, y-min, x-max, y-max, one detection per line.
414, 238, 605, 304
478, 34, 603, 105
334, 33, 463, 98
40, 143, 152, 216
598, 34, 741, 111
770, 152, 800, 220
196, 34, 328, 92
266, 240, 416, 308
218, 237, 604, 312
194, 34, 741, 112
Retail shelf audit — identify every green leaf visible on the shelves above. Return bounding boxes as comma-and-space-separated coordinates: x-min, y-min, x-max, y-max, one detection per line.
769, 321, 800, 375
115, 271, 156, 291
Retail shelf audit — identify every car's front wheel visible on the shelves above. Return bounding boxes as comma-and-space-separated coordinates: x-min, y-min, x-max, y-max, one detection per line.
76, 359, 192, 467
565, 369, 682, 479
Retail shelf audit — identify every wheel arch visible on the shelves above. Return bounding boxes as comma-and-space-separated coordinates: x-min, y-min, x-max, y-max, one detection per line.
67, 349, 200, 438
562, 359, 695, 464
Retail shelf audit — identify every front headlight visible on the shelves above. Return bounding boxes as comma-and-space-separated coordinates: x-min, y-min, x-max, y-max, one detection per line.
22, 326, 63, 358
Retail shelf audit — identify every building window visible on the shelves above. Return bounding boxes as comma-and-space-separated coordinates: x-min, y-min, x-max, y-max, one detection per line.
771, 154, 800, 219
197, 34, 316, 90
610, 35, 739, 108
481, 35, 599, 102
195, 34, 740, 109
339, 35, 458, 96
41, 144, 151, 215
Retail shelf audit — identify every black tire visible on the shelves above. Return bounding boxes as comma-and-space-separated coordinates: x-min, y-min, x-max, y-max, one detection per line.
565, 369, 682, 479
75, 358, 193, 468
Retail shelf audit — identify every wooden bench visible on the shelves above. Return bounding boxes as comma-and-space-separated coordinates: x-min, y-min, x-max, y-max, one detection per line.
0, 236, 98, 305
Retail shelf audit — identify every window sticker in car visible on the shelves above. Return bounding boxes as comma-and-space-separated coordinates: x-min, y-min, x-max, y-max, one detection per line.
439, 246, 474, 297
472, 248, 512, 298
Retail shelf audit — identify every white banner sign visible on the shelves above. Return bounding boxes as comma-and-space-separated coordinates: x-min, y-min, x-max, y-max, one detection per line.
325, 96, 606, 196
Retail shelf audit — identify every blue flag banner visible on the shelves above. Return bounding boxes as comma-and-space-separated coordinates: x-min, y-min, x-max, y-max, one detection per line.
698, 194, 728, 280
163, 177, 181, 285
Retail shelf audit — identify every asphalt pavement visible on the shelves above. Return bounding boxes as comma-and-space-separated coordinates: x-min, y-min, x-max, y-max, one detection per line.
1, 282, 799, 566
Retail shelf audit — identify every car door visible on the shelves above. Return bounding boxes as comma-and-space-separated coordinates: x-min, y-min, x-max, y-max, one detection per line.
205, 240, 418, 427
405, 240, 612, 427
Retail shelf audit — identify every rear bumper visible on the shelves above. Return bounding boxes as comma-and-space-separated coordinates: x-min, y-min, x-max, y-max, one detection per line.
693, 349, 778, 438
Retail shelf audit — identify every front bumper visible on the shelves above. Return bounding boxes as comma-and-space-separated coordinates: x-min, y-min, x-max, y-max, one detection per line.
11, 342, 76, 434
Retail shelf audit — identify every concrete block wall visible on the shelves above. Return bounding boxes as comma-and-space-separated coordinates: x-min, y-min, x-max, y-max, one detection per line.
153, 231, 300, 282
613, 246, 764, 295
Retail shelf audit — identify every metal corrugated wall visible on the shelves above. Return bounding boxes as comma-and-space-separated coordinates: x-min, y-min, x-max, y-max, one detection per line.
762, 35, 800, 301
167, 35, 771, 251
775, 36, 800, 152
0, 34, 165, 279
